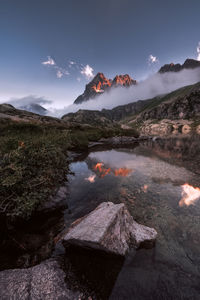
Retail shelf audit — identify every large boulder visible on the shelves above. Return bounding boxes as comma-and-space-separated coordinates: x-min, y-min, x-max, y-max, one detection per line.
0, 259, 80, 300
63, 202, 157, 256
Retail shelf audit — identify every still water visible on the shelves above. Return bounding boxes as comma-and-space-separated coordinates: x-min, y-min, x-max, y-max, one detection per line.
66, 136, 200, 299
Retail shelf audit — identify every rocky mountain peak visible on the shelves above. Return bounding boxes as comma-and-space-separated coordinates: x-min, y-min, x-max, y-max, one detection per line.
74, 73, 136, 104
88, 72, 112, 93
159, 58, 200, 73
112, 74, 136, 87
182, 58, 200, 69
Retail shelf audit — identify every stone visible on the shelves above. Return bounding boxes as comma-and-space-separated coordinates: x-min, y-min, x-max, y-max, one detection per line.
196, 125, 200, 134
182, 124, 191, 134
63, 202, 157, 256
38, 185, 68, 213
0, 259, 80, 300
99, 136, 137, 145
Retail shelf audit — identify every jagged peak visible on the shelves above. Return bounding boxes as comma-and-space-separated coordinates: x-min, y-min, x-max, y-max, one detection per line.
74, 72, 136, 104
112, 74, 136, 86
159, 58, 200, 73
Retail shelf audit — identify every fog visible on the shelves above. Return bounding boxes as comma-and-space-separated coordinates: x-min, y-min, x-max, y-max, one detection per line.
7, 95, 52, 108
50, 67, 200, 117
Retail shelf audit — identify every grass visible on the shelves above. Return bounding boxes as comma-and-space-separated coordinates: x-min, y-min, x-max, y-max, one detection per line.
0, 121, 139, 220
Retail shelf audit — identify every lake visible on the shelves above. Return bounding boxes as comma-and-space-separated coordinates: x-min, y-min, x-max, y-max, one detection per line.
65, 136, 200, 299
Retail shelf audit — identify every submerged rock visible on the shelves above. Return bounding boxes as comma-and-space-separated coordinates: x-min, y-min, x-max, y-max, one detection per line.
63, 202, 157, 256
0, 259, 80, 300
99, 136, 137, 145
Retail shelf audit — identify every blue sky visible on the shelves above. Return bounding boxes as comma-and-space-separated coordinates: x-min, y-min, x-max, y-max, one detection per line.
0, 0, 200, 108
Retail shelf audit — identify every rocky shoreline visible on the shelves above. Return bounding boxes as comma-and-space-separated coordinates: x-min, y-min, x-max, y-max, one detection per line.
0, 202, 157, 299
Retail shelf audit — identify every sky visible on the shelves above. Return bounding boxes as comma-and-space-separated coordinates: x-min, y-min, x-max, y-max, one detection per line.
0, 0, 200, 109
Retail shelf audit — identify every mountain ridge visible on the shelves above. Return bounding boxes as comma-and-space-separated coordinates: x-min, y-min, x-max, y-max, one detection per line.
159, 58, 200, 73
62, 81, 200, 126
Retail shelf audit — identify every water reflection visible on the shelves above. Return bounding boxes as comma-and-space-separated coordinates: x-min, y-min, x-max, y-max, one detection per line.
179, 183, 200, 207
66, 136, 200, 299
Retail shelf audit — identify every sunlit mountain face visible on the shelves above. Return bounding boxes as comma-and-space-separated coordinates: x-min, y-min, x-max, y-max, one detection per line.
74, 72, 136, 104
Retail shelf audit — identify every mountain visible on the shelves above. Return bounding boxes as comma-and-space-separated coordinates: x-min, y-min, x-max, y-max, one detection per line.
62, 81, 200, 134
74, 73, 136, 104
159, 58, 200, 73
17, 103, 48, 115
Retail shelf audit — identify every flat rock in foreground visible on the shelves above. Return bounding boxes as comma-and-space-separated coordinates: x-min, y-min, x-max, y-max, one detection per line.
0, 259, 80, 300
63, 202, 157, 256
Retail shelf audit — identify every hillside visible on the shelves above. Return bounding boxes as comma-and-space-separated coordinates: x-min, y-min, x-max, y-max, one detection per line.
62, 81, 200, 135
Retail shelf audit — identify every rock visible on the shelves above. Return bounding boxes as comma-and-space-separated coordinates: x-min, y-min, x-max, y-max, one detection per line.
112, 74, 136, 87
38, 185, 68, 213
141, 122, 173, 136
99, 136, 137, 145
137, 89, 200, 123
0, 259, 80, 300
63, 202, 157, 256
182, 124, 191, 134
196, 125, 200, 134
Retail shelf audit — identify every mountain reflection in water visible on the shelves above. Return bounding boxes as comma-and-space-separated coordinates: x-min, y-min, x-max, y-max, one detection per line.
66, 136, 200, 299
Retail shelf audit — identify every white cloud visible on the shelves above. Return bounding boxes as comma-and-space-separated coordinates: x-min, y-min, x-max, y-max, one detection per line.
148, 54, 159, 64
197, 42, 200, 61
69, 60, 76, 67
81, 64, 94, 79
42, 57, 94, 81
7, 95, 52, 107
42, 56, 55, 65
55, 66, 69, 78
42, 56, 69, 79
56, 70, 63, 78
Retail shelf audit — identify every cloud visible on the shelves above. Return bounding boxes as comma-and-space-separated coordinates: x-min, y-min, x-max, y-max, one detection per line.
148, 54, 159, 64
42, 56, 69, 79
56, 70, 63, 78
197, 42, 200, 61
42, 56, 55, 65
6, 95, 52, 114
8, 95, 52, 106
81, 64, 94, 79
55, 67, 70, 78
42, 56, 94, 81
69, 60, 76, 68
51, 66, 200, 117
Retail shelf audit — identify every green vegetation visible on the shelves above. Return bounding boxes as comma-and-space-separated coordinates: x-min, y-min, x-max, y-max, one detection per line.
0, 120, 139, 219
